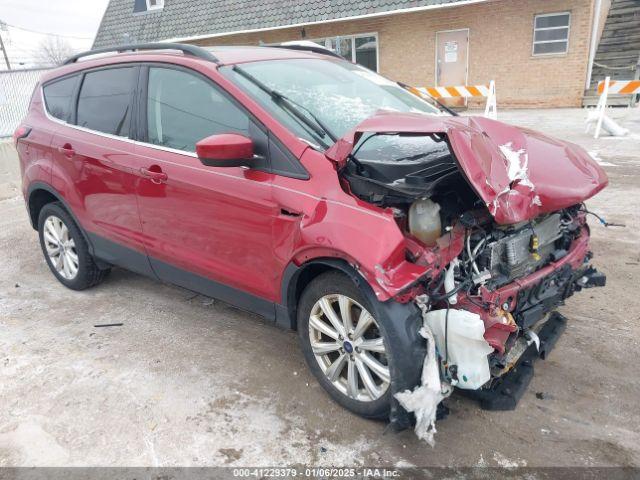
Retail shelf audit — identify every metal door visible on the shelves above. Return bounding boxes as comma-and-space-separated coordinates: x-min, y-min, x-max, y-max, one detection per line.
436, 29, 469, 107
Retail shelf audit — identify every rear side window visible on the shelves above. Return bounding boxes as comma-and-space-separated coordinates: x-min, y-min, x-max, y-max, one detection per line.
43, 76, 79, 121
146, 67, 249, 152
76, 67, 137, 137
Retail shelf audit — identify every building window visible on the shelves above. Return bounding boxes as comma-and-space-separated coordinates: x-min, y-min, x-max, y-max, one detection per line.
134, 0, 164, 13
310, 34, 378, 71
532, 12, 570, 55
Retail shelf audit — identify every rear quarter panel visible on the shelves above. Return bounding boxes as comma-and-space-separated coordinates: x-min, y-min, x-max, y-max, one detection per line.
19, 86, 56, 199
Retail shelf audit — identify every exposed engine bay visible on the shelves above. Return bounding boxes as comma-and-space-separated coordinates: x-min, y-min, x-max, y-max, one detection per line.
342, 133, 480, 240
341, 133, 606, 392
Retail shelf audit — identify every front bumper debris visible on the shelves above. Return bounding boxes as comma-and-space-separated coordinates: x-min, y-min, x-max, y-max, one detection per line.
576, 265, 607, 288
461, 311, 567, 410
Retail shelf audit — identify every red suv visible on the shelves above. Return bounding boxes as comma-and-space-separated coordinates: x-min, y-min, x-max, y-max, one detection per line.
15, 43, 607, 429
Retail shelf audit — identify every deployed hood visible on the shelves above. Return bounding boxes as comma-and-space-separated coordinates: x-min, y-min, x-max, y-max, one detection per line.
326, 112, 608, 224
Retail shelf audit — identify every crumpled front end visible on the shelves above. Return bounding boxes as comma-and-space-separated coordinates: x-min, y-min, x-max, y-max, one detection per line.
413, 207, 605, 393
327, 111, 608, 434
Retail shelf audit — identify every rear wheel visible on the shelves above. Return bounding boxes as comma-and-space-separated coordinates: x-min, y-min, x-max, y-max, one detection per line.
298, 272, 391, 418
38, 202, 109, 290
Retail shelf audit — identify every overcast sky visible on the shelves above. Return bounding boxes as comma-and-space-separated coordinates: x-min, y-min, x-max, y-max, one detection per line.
0, 0, 109, 69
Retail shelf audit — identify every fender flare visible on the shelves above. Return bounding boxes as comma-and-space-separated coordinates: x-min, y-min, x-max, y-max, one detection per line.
279, 257, 425, 430
277, 257, 367, 330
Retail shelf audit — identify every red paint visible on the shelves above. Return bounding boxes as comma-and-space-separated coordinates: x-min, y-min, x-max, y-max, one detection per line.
49, 125, 148, 254
456, 295, 517, 355
196, 133, 254, 162
326, 112, 609, 224
13, 125, 32, 146
18, 47, 605, 329
132, 141, 278, 299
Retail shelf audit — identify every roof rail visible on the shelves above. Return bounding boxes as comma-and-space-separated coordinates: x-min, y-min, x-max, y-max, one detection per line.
270, 43, 342, 59
63, 42, 219, 65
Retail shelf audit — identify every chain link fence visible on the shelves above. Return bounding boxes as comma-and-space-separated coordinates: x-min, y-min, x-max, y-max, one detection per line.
0, 68, 49, 137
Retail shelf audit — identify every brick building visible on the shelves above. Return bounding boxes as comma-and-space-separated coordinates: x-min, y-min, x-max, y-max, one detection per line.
93, 0, 615, 108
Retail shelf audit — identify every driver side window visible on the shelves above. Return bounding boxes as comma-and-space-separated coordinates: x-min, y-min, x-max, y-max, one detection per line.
146, 67, 249, 152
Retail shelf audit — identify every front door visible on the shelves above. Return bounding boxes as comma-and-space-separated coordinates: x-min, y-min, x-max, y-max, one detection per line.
133, 66, 278, 317
435, 29, 469, 107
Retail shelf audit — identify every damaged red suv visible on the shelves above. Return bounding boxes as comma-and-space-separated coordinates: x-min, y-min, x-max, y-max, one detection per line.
16, 43, 607, 430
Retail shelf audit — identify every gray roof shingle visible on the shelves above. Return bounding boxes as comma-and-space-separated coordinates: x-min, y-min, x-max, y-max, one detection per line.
93, 0, 471, 48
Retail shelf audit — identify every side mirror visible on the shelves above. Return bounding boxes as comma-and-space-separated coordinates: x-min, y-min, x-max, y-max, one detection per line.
196, 133, 255, 167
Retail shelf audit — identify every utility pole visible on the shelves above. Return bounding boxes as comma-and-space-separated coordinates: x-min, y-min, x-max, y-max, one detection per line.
0, 21, 11, 70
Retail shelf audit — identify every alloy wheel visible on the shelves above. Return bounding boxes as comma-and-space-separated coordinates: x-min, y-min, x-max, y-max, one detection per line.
308, 294, 390, 402
43, 215, 79, 280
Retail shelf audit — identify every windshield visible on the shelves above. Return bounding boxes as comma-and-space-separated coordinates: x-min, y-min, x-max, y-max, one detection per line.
221, 58, 443, 156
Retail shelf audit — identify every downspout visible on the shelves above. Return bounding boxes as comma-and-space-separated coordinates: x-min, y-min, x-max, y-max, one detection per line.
585, 0, 603, 90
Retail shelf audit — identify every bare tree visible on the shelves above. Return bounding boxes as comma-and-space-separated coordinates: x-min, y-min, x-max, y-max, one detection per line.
35, 36, 76, 67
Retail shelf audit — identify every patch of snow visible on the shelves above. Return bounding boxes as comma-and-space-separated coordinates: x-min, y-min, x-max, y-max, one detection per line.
0, 419, 70, 466
493, 451, 527, 468
353, 68, 397, 87
600, 133, 640, 141
395, 459, 416, 468
588, 150, 618, 167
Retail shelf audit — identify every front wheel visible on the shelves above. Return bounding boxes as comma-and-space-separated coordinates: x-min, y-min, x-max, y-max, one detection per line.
298, 272, 392, 419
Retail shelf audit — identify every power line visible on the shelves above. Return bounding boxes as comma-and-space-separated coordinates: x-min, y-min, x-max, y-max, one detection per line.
0, 19, 93, 40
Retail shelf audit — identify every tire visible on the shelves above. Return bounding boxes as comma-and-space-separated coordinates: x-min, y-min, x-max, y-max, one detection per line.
38, 202, 110, 290
298, 271, 392, 419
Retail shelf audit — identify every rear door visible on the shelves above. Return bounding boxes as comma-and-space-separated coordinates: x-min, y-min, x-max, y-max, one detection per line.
49, 66, 153, 276
133, 65, 279, 313
435, 29, 469, 108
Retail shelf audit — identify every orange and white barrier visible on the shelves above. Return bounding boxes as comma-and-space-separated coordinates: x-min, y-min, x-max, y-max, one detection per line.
417, 84, 492, 99
586, 76, 633, 139
411, 80, 497, 119
597, 79, 640, 95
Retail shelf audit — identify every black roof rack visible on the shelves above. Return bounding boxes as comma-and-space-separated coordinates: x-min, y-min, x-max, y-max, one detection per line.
63, 42, 219, 65
270, 44, 342, 59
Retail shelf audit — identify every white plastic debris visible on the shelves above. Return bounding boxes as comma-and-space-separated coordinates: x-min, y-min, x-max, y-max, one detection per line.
524, 329, 540, 352
394, 296, 452, 446
586, 108, 629, 138
585, 76, 630, 139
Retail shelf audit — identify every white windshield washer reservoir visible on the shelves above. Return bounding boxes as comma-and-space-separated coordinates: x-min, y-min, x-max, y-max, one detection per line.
408, 198, 442, 247
424, 308, 494, 390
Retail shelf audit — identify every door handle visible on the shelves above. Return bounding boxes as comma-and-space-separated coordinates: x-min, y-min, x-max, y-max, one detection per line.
57, 145, 75, 158
279, 207, 302, 218
139, 167, 168, 184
